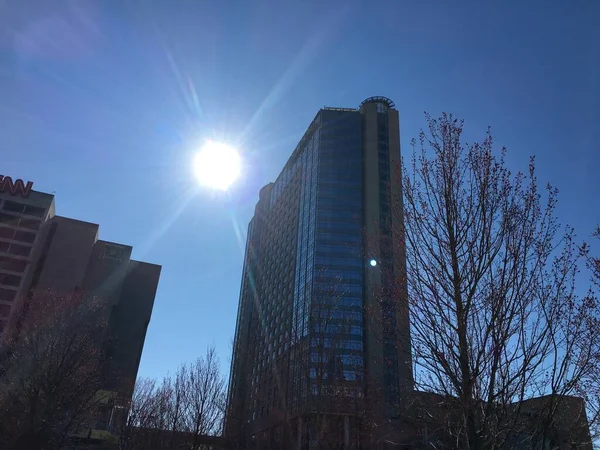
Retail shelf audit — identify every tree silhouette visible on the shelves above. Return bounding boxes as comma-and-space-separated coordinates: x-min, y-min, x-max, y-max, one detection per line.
0, 290, 108, 450
392, 113, 600, 449
119, 346, 226, 450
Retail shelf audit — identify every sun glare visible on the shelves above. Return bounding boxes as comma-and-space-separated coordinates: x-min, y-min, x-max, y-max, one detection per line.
194, 141, 241, 191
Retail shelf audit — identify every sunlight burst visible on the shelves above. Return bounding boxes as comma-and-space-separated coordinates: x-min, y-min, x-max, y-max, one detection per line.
193, 141, 241, 191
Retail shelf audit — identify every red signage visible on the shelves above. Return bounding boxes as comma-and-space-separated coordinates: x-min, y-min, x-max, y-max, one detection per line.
0, 175, 34, 198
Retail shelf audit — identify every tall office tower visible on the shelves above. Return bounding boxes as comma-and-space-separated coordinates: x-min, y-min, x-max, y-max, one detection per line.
0, 174, 161, 433
226, 97, 413, 448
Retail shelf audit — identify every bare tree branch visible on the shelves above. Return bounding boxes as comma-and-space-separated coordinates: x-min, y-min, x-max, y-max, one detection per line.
397, 113, 599, 449
0, 290, 108, 450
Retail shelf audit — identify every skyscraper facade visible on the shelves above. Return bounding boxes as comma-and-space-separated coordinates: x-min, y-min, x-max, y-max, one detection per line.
226, 97, 413, 448
0, 176, 161, 433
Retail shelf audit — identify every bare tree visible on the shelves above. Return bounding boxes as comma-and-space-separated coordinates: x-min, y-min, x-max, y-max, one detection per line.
579, 226, 600, 443
396, 113, 600, 449
0, 290, 108, 450
183, 347, 227, 447
166, 365, 187, 446
119, 375, 182, 450
587, 227, 600, 291
119, 378, 159, 450
119, 346, 226, 450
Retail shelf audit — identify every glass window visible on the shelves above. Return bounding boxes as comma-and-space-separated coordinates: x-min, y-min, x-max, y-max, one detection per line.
8, 244, 30, 257
316, 232, 361, 243
2, 201, 24, 214
317, 209, 359, 220
344, 370, 357, 381
318, 176, 361, 185
0, 288, 16, 302
18, 218, 40, 230
14, 230, 35, 243
23, 205, 45, 217
0, 227, 15, 239
316, 245, 361, 256
0, 273, 21, 287
341, 297, 362, 307
314, 256, 362, 267
0, 257, 27, 272
0, 213, 19, 227
351, 326, 363, 336
317, 221, 360, 232
0, 304, 11, 317
319, 189, 361, 201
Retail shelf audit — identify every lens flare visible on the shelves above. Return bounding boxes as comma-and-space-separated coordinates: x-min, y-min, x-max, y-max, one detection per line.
193, 141, 241, 191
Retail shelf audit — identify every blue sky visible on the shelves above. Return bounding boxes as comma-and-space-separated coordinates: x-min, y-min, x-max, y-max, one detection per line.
0, 0, 598, 381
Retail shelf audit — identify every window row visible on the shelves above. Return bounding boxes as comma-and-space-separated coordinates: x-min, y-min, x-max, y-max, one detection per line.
0, 287, 16, 302
0, 226, 36, 243
317, 209, 361, 220
309, 337, 363, 351
0, 257, 28, 273
316, 232, 362, 243
0, 242, 31, 257
317, 176, 362, 187
316, 198, 362, 210
313, 283, 363, 294
316, 221, 361, 232
318, 191, 362, 204
314, 256, 363, 267
317, 183, 362, 195
0, 212, 41, 230
319, 166, 362, 178
310, 294, 362, 308
0, 272, 21, 287
315, 310, 362, 321
0, 303, 11, 318
312, 323, 363, 336
313, 271, 362, 284
308, 368, 362, 382
2, 201, 46, 218
316, 249, 361, 260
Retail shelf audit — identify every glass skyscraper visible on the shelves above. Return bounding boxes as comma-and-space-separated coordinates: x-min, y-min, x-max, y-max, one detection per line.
226, 97, 413, 449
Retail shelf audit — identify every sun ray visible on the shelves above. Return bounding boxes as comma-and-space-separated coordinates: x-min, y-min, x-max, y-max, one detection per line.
194, 141, 241, 191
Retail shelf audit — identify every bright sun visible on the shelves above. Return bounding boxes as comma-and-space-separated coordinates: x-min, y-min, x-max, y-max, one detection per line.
193, 141, 241, 191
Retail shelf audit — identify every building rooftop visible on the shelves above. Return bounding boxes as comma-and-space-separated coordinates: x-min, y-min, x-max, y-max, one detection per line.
359, 95, 396, 109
